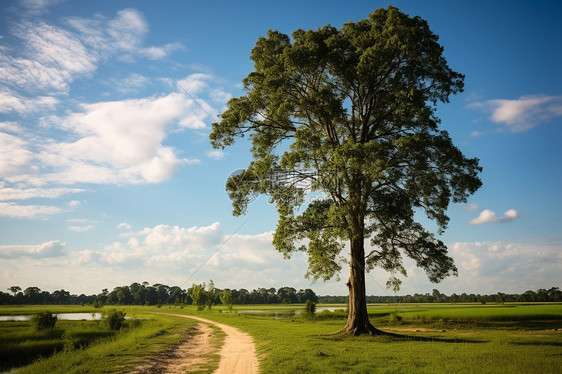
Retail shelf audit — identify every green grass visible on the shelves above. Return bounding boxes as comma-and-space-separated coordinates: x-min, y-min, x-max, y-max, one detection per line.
390, 303, 562, 322
0, 306, 208, 373
0, 319, 115, 371
169, 303, 562, 374
2, 303, 561, 373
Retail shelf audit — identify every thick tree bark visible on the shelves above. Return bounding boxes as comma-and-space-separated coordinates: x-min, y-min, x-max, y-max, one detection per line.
340, 235, 384, 335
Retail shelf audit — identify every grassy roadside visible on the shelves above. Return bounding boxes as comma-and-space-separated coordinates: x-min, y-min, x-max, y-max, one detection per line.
167, 303, 562, 374
2, 303, 561, 373
0, 306, 222, 373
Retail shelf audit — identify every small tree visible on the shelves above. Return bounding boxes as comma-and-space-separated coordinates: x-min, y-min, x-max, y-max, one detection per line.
220, 289, 234, 312
189, 283, 207, 311
496, 292, 505, 304
103, 309, 126, 330
8, 286, 21, 296
206, 280, 215, 310
31, 311, 57, 331
305, 300, 316, 319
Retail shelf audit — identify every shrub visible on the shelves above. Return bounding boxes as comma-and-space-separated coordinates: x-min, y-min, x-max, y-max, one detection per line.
389, 312, 402, 323
103, 309, 127, 330
305, 300, 316, 318
31, 311, 58, 331
220, 289, 234, 312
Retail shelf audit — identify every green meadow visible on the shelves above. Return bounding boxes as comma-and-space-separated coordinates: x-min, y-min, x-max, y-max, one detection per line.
0, 306, 216, 373
1, 303, 561, 373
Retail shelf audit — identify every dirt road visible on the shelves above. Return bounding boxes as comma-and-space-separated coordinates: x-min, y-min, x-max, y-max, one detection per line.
169, 314, 259, 374
133, 322, 215, 374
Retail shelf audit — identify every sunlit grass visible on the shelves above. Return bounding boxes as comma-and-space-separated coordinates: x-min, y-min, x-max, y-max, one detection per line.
0, 307, 201, 373
169, 303, 562, 374
2, 303, 561, 373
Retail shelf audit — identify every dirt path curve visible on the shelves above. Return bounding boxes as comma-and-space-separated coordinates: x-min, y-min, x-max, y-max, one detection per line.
134, 323, 214, 374
168, 314, 259, 374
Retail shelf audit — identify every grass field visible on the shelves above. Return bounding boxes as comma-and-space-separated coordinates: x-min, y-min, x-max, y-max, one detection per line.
1, 303, 561, 373
180, 303, 562, 374
0, 306, 220, 373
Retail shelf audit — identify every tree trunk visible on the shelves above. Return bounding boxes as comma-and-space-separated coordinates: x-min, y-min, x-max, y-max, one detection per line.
340, 235, 384, 335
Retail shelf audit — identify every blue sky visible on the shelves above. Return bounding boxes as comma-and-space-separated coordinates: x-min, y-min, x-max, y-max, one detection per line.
0, 0, 560, 297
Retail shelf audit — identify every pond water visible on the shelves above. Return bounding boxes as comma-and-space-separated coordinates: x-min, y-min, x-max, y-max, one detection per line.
0, 313, 103, 322
0, 308, 345, 321
236, 306, 345, 318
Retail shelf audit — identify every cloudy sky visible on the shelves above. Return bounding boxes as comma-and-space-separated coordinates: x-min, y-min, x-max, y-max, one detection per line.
1, 0, 560, 297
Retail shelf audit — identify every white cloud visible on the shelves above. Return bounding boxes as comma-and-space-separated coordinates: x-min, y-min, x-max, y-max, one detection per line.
0, 185, 83, 200
206, 150, 225, 160
470, 95, 562, 132
0, 91, 59, 114
0, 201, 63, 218
66, 218, 91, 223
0, 21, 98, 93
0, 8, 217, 191
0, 234, 559, 295
117, 222, 132, 230
176, 73, 212, 94
1, 90, 208, 187
468, 209, 519, 225
0, 240, 65, 259
112, 73, 149, 94
139, 42, 184, 60
67, 224, 95, 232
47, 92, 205, 183
20, 0, 63, 15
67, 8, 181, 62
75, 222, 285, 274
446, 239, 562, 292
210, 88, 232, 103
139, 222, 224, 252
470, 130, 484, 137
0, 121, 22, 133
106, 9, 147, 51
67, 200, 81, 207
0, 132, 37, 178
0, 8, 182, 96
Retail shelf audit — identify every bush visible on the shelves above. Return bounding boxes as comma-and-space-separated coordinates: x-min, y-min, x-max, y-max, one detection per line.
389, 312, 402, 322
103, 309, 126, 330
305, 300, 316, 318
315, 309, 348, 320
31, 311, 57, 331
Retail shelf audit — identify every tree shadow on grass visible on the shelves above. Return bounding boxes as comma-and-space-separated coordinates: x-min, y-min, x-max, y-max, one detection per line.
510, 341, 562, 347
317, 330, 488, 344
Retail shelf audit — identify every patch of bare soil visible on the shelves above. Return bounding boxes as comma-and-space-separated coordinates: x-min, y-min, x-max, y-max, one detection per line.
132, 323, 214, 374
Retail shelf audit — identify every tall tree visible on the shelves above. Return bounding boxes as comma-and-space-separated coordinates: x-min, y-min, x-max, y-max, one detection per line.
210, 6, 481, 335
8, 286, 21, 296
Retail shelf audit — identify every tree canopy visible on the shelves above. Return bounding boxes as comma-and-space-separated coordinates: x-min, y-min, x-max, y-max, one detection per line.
210, 6, 482, 335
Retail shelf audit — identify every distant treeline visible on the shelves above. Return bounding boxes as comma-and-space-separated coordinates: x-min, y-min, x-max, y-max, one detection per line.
1, 282, 319, 306
2, 285, 560, 306
319, 287, 562, 304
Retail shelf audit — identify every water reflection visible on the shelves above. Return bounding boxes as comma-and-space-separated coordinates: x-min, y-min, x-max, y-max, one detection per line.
0, 313, 102, 322
236, 306, 343, 319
